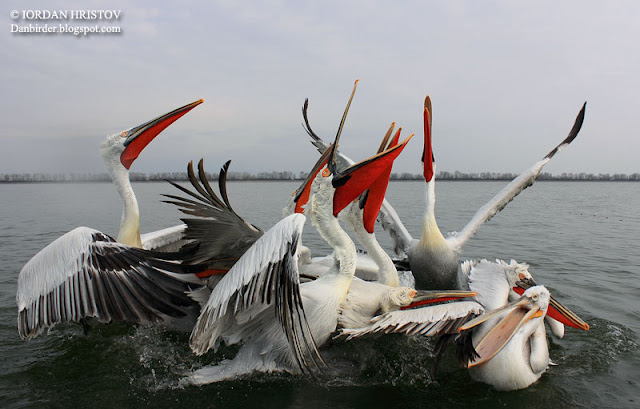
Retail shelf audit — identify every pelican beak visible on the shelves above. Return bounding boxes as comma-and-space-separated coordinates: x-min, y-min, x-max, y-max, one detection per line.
292, 79, 359, 213
293, 80, 413, 216
360, 124, 404, 233
422, 95, 435, 182
400, 290, 477, 310
292, 146, 332, 214
514, 278, 589, 331
332, 133, 412, 216
329, 80, 412, 216
120, 99, 204, 169
460, 295, 544, 368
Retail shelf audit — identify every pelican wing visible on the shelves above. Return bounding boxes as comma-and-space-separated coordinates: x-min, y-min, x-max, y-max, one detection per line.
189, 214, 323, 373
463, 259, 512, 312
162, 160, 263, 267
141, 224, 187, 251
17, 227, 202, 340
339, 301, 483, 341
447, 103, 586, 250
302, 100, 414, 255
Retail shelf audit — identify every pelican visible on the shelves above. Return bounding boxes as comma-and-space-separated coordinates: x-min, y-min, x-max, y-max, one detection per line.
100, 99, 203, 250
340, 257, 589, 390
16, 101, 205, 339
459, 285, 553, 391
460, 259, 589, 337
184, 83, 416, 384
306, 96, 587, 290
459, 259, 589, 390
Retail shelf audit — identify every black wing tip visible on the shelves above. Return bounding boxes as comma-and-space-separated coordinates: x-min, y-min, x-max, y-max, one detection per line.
302, 98, 322, 143
544, 101, 587, 160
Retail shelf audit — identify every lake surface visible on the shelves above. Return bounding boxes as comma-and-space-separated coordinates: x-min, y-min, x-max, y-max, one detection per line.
1, 181, 638, 408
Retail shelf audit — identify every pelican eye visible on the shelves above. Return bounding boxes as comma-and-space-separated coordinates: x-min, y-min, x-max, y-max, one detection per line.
321, 168, 331, 177
518, 273, 526, 280
120, 131, 128, 138
531, 294, 539, 302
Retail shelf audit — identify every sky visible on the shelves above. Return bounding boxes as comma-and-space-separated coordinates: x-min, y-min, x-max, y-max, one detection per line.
2, 0, 639, 176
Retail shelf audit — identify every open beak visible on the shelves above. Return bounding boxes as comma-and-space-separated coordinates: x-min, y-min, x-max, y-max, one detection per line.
460, 295, 544, 368
120, 98, 204, 169
422, 95, 434, 182
292, 80, 359, 213
293, 80, 413, 216
331, 132, 412, 216
360, 124, 404, 233
514, 278, 589, 331
292, 146, 332, 214
400, 290, 477, 310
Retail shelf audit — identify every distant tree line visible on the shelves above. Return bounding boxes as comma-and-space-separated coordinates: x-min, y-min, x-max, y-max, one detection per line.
1, 171, 639, 183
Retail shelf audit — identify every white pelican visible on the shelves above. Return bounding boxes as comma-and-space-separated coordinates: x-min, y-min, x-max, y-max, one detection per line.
101, 99, 203, 250
459, 285, 554, 391
306, 96, 587, 290
184, 84, 416, 384
340, 257, 589, 390
16, 101, 205, 339
460, 259, 590, 337
458, 259, 588, 391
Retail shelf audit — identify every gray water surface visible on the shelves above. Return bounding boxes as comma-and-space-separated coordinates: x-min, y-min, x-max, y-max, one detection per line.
1, 181, 638, 408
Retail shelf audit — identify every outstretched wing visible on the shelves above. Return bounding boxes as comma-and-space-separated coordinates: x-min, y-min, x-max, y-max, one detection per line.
17, 227, 203, 340
302, 99, 414, 255
447, 102, 586, 250
339, 301, 483, 341
163, 159, 263, 271
189, 214, 323, 373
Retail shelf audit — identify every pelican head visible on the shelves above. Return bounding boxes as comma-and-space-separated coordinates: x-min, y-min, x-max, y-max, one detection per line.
499, 259, 590, 332
384, 288, 477, 313
100, 99, 204, 175
100, 99, 203, 247
461, 285, 550, 369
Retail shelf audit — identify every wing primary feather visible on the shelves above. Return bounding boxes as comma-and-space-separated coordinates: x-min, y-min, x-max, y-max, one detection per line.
187, 161, 218, 204
217, 160, 235, 212
544, 102, 586, 160
163, 178, 210, 206
302, 98, 325, 150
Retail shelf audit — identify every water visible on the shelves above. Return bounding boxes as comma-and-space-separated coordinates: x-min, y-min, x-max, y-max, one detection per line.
1, 181, 638, 408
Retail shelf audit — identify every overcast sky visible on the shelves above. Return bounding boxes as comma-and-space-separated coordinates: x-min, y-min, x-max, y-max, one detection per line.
2, 0, 638, 176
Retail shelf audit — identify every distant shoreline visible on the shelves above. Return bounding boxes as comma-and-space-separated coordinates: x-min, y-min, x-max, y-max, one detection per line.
1, 171, 638, 183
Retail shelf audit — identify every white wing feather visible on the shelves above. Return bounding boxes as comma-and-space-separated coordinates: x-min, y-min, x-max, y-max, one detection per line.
189, 214, 323, 372
17, 226, 201, 339
448, 103, 586, 250
465, 259, 511, 312
339, 301, 484, 340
